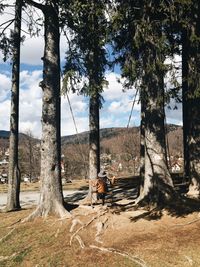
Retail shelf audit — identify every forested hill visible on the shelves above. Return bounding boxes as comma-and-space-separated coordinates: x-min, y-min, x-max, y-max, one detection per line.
61, 124, 182, 144
61, 127, 140, 145
0, 124, 182, 146
0, 130, 35, 140
0, 130, 9, 139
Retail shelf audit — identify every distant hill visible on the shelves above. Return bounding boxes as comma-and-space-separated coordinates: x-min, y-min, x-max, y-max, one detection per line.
166, 124, 182, 133
61, 125, 181, 145
0, 124, 182, 148
0, 130, 9, 139
0, 130, 38, 140
61, 127, 134, 145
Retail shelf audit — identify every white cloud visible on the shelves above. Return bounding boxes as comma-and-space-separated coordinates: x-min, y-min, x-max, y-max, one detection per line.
0, 2, 68, 66
61, 116, 89, 136
0, 69, 89, 137
0, 99, 10, 131
165, 102, 182, 126
0, 73, 11, 101
20, 37, 44, 65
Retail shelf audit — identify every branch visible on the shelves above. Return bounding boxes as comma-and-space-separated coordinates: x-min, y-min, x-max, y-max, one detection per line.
0, 19, 14, 36
0, 18, 15, 28
23, 0, 45, 11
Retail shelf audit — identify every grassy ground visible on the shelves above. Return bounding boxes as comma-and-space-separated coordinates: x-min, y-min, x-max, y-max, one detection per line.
1, 204, 200, 267
1, 177, 200, 266
0, 179, 89, 193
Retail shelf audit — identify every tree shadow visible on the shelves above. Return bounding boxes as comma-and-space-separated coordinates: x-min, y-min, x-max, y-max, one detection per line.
63, 191, 87, 203
164, 196, 200, 217
63, 176, 200, 220
63, 202, 79, 212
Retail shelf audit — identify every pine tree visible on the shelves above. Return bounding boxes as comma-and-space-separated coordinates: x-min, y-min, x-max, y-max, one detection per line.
23, 0, 70, 218
112, 0, 176, 206
62, 0, 109, 203
181, 1, 200, 196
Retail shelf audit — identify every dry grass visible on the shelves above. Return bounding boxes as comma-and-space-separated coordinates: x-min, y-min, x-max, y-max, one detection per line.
1, 203, 200, 267
1, 177, 200, 266
0, 179, 88, 193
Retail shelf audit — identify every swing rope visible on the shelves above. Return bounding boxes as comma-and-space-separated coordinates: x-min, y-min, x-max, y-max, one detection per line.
127, 88, 139, 128
61, 73, 88, 177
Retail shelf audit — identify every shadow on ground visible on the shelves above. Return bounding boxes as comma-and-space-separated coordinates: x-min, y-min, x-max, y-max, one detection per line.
64, 176, 200, 220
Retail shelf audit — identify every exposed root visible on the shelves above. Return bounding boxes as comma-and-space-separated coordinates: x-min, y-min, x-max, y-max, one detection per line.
0, 253, 17, 262
0, 228, 15, 243
75, 235, 85, 248
94, 217, 108, 244
21, 203, 71, 223
54, 228, 60, 238
89, 245, 148, 267
70, 210, 107, 246
21, 206, 41, 223
70, 219, 84, 233
172, 218, 200, 227
55, 202, 72, 219
8, 219, 21, 227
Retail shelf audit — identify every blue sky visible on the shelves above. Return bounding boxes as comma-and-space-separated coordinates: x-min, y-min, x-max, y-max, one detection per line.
0, 1, 182, 138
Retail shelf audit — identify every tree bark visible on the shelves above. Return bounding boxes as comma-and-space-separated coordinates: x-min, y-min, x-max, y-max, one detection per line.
25, 1, 70, 218
137, 34, 175, 206
88, 91, 100, 202
6, 0, 22, 211
139, 86, 145, 197
182, 5, 200, 196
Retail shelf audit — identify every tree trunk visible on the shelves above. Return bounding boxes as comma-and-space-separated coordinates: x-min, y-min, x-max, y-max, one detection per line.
139, 86, 145, 197
26, 2, 70, 218
182, 6, 200, 196
88, 92, 100, 202
6, 0, 22, 211
137, 44, 175, 206
80, 90, 100, 205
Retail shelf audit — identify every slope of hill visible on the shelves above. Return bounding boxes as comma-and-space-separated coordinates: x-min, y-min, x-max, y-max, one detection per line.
61, 127, 140, 145
0, 130, 9, 139
0, 125, 182, 148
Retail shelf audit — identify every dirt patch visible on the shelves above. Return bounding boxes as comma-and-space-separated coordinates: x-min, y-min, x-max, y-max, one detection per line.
1, 203, 200, 267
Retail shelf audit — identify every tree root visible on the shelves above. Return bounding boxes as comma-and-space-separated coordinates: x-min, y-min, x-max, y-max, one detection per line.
75, 235, 85, 248
0, 253, 17, 262
70, 219, 84, 233
89, 245, 148, 267
94, 217, 108, 244
21, 202, 72, 222
0, 228, 15, 243
172, 217, 200, 227
70, 210, 107, 246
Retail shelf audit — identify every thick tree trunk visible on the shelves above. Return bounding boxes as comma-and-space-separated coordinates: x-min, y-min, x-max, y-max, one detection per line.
6, 0, 22, 211
26, 2, 70, 218
137, 45, 175, 206
182, 9, 200, 197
